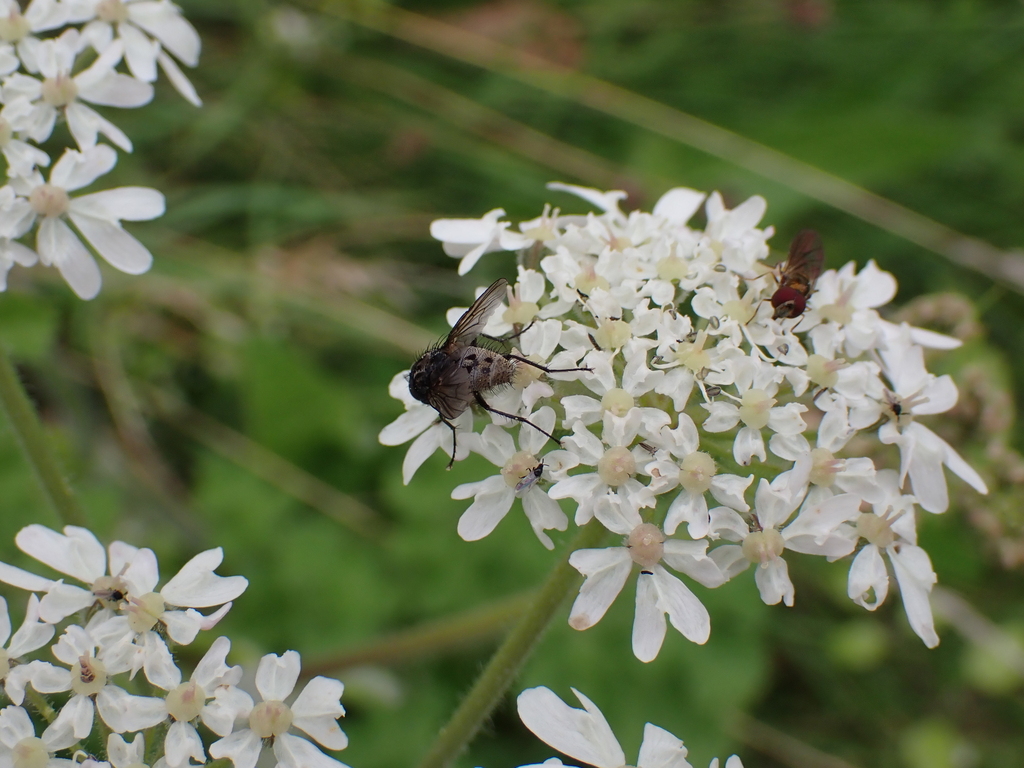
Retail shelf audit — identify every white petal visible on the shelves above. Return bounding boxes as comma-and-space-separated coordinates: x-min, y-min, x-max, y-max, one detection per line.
292, 712, 349, 752
141, 633, 181, 689
378, 405, 436, 447
754, 559, 794, 607
164, 720, 205, 768
96, 686, 166, 732
120, 22, 159, 81
128, 3, 202, 65
847, 545, 888, 610
157, 50, 201, 106
652, 187, 706, 226
663, 490, 708, 539
202, 685, 253, 737
38, 216, 101, 299
7, 595, 54, 658
71, 187, 165, 221
521, 491, 568, 550
77, 71, 153, 107
254, 650, 300, 702
0, 704, 35, 746
50, 145, 116, 191
546, 182, 627, 215
64, 101, 101, 151
636, 722, 691, 768
273, 732, 352, 768
632, 574, 668, 663
161, 548, 248, 607
456, 479, 514, 542
52, 693, 94, 739
291, 676, 345, 722
732, 426, 764, 467
6, 660, 70, 704
567, 548, 632, 631
0, 561, 54, 592
209, 729, 262, 768
890, 544, 939, 648
517, 686, 625, 768
68, 212, 153, 275
652, 566, 711, 644
107, 733, 145, 767
709, 474, 752, 514
15, 524, 105, 583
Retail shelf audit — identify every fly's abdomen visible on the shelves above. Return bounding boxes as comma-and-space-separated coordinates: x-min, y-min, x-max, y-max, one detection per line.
460, 346, 516, 391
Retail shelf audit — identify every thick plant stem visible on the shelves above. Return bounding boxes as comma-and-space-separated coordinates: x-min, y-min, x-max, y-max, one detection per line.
416, 520, 609, 768
0, 342, 86, 528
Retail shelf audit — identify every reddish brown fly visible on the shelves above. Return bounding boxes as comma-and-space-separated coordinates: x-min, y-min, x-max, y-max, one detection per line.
771, 229, 825, 320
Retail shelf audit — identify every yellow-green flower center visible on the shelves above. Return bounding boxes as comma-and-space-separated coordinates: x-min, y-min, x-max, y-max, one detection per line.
679, 451, 716, 493
501, 451, 540, 489
166, 680, 208, 722
250, 700, 293, 738
627, 523, 665, 569
742, 528, 785, 565
601, 388, 634, 417
71, 656, 107, 696
738, 389, 775, 429
598, 446, 635, 486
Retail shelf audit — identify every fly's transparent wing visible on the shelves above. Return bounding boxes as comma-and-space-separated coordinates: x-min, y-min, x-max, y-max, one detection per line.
784, 229, 825, 286
445, 278, 509, 348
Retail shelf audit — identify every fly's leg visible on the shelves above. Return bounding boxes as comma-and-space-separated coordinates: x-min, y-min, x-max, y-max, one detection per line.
481, 320, 535, 344
473, 393, 561, 447
441, 417, 458, 470
504, 354, 591, 374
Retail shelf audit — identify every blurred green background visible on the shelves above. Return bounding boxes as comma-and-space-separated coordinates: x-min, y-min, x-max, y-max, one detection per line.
4, 1, 1024, 766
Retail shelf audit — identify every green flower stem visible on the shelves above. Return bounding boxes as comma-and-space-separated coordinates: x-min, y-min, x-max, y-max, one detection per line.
24, 687, 55, 723
416, 520, 610, 768
0, 341, 86, 528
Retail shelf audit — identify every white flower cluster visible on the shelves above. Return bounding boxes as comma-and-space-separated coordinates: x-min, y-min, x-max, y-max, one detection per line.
381, 182, 989, 657
515, 686, 742, 768
0, 0, 203, 299
0, 524, 350, 768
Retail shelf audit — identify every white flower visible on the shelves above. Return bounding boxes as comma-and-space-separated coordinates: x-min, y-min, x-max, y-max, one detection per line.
105, 733, 155, 768
847, 470, 940, 647
151, 636, 249, 768
2, 28, 153, 151
75, 0, 203, 106
0, 594, 54, 699
453, 410, 571, 550
643, 413, 753, 539
568, 496, 724, 661
0, 101, 50, 177
89, 546, 248, 682
9, 624, 166, 737
709, 461, 860, 607
701, 353, 807, 466
430, 208, 531, 276
209, 650, 350, 768
0, 524, 143, 623
0, 705, 77, 768
3, 145, 165, 299
549, 410, 666, 526
803, 260, 897, 357
378, 370, 472, 483
516, 686, 743, 768
0, 0, 71, 73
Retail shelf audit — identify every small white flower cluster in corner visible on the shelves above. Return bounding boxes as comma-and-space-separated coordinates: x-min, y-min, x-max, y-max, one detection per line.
0, 0, 204, 299
381, 182, 989, 658
513, 685, 743, 768
0, 524, 351, 768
